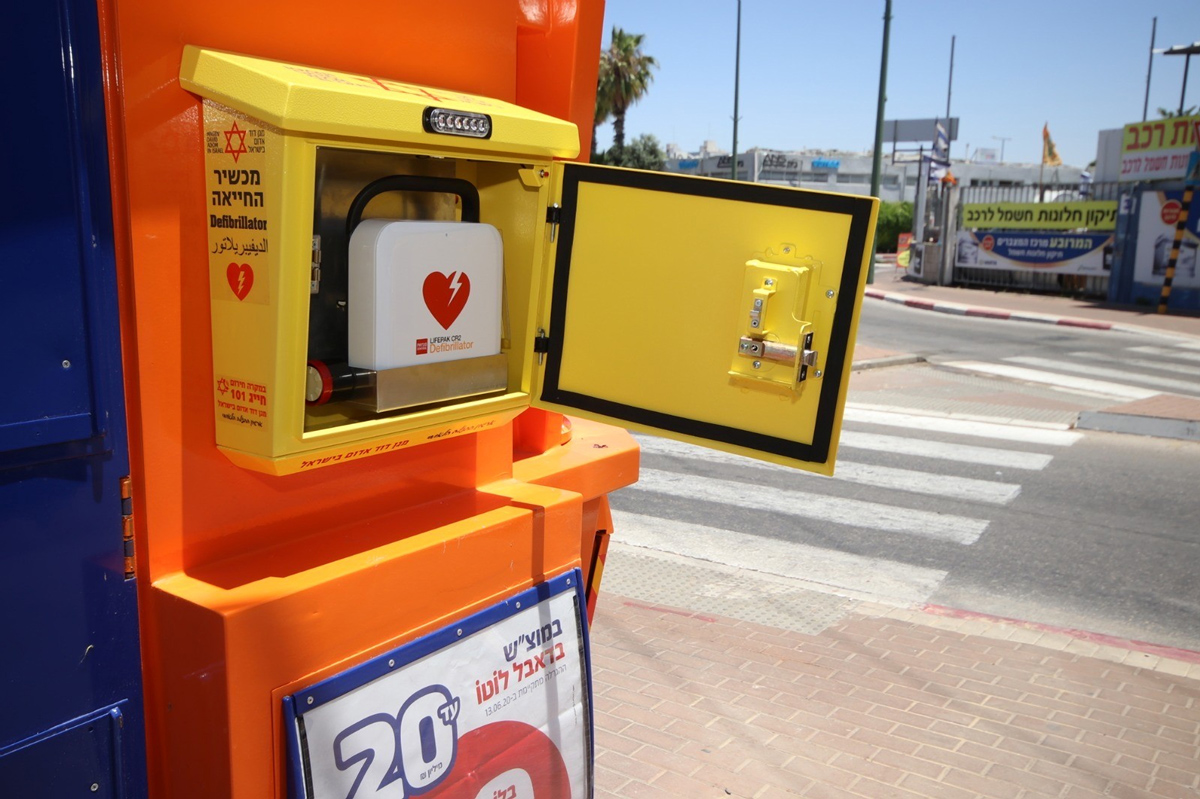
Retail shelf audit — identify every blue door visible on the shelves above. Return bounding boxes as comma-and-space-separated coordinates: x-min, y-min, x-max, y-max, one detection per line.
0, 1, 147, 796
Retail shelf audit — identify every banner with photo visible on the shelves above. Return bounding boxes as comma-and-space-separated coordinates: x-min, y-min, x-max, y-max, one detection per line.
1132, 190, 1200, 289
956, 231, 1111, 274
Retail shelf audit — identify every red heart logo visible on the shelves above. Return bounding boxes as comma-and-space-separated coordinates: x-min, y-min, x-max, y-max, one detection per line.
226, 262, 254, 301
422, 271, 471, 330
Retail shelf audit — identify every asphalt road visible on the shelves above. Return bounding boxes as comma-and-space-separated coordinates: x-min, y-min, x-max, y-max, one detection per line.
609, 300, 1200, 651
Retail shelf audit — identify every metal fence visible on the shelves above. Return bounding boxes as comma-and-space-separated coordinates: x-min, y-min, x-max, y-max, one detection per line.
951, 266, 1109, 297
957, 180, 1123, 205
949, 181, 1121, 298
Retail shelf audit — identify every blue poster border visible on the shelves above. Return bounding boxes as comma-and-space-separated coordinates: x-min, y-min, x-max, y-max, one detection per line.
282, 568, 592, 799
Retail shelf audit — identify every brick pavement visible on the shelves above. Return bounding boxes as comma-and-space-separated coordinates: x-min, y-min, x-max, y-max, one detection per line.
589, 597, 1200, 798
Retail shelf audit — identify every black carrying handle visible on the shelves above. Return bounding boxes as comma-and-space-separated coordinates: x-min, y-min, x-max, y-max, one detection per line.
345, 175, 481, 239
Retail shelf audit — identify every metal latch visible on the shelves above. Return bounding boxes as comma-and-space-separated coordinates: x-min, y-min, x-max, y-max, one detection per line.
738, 333, 819, 381
729, 260, 817, 388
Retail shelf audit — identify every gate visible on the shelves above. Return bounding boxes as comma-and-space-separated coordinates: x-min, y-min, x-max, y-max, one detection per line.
951, 182, 1121, 298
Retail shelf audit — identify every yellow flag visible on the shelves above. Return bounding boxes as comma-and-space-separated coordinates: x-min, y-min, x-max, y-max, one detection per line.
1043, 124, 1062, 166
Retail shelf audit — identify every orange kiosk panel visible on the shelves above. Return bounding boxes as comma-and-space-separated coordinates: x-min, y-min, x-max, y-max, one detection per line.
98, 2, 630, 796
98, 1, 875, 795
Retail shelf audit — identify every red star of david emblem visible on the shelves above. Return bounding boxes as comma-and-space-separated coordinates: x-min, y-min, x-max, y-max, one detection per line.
223, 122, 248, 162
217, 378, 230, 395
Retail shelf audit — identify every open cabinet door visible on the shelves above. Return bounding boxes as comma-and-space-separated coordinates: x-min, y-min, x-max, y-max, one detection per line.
532, 164, 878, 475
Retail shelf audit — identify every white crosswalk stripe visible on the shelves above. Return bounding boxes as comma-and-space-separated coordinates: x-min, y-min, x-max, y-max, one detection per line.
609, 511, 949, 606
1004, 356, 1200, 396
614, 411, 1077, 608
636, 435, 1022, 505
844, 406, 1083, 445
940, 361, 1159, 400
630, 468, 990, 545
839, 430, 1054, 471
1068, 350, 1200, 378
1126, 345, 1200, 363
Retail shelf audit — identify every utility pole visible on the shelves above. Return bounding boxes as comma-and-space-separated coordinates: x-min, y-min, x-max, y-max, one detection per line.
731, 0, 742, 180
867, 0, 892, 284
945, 35, 955, 158
1143, 17, 1156, 121
992, 135, 1010, 163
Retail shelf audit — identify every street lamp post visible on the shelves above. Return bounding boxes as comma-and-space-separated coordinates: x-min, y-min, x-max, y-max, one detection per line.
1160, 41, 1199, 116
992, 135, 1011, 163
731, 0, 742, 180
867, 0, 892, 284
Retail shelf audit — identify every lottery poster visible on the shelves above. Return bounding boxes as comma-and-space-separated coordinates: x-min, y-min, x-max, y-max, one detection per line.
285, 571, 591, 799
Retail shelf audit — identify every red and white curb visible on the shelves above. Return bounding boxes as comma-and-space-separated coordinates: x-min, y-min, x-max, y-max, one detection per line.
863, 288, 1122, 331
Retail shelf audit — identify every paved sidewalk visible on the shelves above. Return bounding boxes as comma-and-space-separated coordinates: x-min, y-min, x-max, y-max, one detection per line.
590, 585, 1200, 798
586, 280, 1200, 796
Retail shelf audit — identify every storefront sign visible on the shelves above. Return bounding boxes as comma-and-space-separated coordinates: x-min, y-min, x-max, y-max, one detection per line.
1132, 190, 1200, 289
962, 201, 1117, 231
956, 231, 1111, 274
811, 158, 840, 169
1119, 115, 1200, 182
284, 571, 591, 799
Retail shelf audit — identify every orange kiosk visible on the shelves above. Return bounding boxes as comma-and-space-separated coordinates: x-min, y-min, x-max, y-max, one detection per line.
100, 1, 876, 796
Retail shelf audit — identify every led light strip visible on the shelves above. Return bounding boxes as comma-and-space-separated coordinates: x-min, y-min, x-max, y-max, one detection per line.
423, 107, 492, 139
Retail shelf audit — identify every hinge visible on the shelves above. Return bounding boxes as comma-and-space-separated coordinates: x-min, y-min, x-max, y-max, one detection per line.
120, 475, 135, 580
546, 203, 561, 243
534, 329, 550, 364
310, 234, 322, 295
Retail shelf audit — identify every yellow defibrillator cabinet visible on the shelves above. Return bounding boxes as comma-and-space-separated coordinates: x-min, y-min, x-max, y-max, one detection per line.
183, 46, 877, 479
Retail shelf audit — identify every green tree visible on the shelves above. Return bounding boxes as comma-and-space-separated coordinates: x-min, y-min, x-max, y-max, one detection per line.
1157, 106, 1198, 118
875, 200, 913, 252
597, 134, 666, 171
600, 27, 657, 158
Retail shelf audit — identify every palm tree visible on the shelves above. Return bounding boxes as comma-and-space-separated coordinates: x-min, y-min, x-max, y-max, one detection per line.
592, 53, 614, 160
602, 27, 657, 157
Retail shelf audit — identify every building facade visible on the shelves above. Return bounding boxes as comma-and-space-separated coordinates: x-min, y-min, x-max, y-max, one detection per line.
664, 144, 1086, 203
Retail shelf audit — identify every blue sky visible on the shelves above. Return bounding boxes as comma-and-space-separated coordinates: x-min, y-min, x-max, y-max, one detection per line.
596, 1, 1200, 167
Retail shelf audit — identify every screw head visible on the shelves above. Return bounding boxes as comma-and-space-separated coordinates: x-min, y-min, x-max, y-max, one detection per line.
91, 785, 99, 793
62, 360, 72, 369
752, 361, 762, 369
815, 369, 823, 378
826, 290, 836, 299
307, 696, 314, 705
751, 319, 760, 328
764, 278, 776, 286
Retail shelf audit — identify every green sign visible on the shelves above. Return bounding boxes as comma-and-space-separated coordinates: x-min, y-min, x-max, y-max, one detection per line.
961, 201, 1117, 231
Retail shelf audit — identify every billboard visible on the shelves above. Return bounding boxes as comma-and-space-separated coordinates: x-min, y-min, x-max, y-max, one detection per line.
1119, 115, 1200, 182
1132, 190, 1200, 288
884, 118, 959, 143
